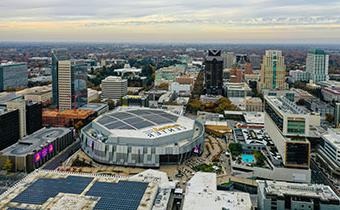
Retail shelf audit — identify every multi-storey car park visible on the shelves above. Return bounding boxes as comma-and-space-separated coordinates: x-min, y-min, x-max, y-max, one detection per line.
80, 107, 205, 167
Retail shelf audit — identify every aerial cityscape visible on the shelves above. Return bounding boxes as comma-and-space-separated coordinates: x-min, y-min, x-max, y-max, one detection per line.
0, 1, 340, 210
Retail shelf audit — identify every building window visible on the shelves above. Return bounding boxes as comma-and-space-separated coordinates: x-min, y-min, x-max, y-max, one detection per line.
287, 120, 305, 135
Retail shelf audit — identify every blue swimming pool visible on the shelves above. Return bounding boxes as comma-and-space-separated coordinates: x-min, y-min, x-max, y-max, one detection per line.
242, 154, 255, 163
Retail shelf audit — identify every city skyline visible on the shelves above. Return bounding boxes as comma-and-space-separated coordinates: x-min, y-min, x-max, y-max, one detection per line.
0, 0, 340, 43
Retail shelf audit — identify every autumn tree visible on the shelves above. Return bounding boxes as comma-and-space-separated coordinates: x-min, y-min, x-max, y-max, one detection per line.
2, 159, 13, 172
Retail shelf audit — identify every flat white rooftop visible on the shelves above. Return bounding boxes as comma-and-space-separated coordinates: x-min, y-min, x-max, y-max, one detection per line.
265, 95, 307, 115
322, 128, 340, 150
243, 112, 265, 124
183, 172, 251, 210
258, 180, 340, 202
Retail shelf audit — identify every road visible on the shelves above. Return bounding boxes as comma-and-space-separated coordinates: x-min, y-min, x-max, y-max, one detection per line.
42, 139, 81, 170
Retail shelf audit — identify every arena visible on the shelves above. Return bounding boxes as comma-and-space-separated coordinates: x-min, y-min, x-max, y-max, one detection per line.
80, 107, 205, 167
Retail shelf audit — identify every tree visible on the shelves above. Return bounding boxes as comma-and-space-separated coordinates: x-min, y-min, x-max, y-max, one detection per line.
228, 143, 242, 157
74, 120, 84, 130
157, 83, 169, 90
187, 99, 202, 113
214, 97, 238, 113
254, 151, 266, 167
325, 113, 335, 123
107, 100, 116, 110
2, 159, 13, 172
296, 99, 305, 106
191, 70, 204, 98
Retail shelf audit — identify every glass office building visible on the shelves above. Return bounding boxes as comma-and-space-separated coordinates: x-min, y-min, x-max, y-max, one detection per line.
71, 63, 88, 109
0, 63, 28, 91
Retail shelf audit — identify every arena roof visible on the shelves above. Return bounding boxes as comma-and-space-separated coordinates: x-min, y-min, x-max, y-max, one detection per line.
96, 109, 179, 130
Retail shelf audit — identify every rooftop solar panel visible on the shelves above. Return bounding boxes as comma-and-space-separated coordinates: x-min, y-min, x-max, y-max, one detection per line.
105, 121, 126, 129
98, 109, 180, 131
142, 115, 162, 121
11, 176, 93, 205
131, 121, 154, 129
116, 124, 135, 130
123, 117, 144, 124
150, 118, 173, 124
127, 110, 152, 116
111, 112, 133, 119
86, 181, 148, 210
150, 109, 163, 113
97, 116, 113, 125
154, 112, 178, 122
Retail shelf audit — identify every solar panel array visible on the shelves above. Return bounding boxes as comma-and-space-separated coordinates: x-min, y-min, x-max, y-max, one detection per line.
11, 176, 93, 205
86, 181, 148, 210
97, 109, 179, 130
8, 176, 149, 210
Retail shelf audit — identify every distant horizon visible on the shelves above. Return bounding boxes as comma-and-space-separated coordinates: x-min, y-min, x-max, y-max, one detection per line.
1, 40, 340, 46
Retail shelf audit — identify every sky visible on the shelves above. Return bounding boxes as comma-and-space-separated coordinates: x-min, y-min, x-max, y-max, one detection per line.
0, 0, 340, 43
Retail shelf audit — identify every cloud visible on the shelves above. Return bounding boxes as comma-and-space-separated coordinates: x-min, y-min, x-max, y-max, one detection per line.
0, 0, 339, 42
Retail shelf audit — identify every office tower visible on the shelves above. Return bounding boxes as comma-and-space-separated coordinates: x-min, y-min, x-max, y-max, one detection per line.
259, 50, 287, 91
0, 63, 28, 91
335, 103, 340, 128
51, 49, 69, 106
306, 49, 329, 83
249, 53, 261, 70
58, 61, 87, 111
205, 50, 223, 95
264, 95, 319, 169
235, 54, 249, 67
223, 52, 235, 68
71, 62, 88, 109
26, 102, 42, 135
0, 109, 20, 150
6, 99, 26, 138
101, 76, 128, 99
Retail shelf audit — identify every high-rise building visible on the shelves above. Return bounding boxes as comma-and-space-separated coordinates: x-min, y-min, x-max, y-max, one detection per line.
289, 70, 309, 83
205, 50, 223, 95
26, 102, 42, 135
0, 63, 28, 91
222, 52, 235, 68
306, 49, 329, 83
249, 53, 261, 70
0, 109, 19, 150
235, 54, 249, 68
259, 50, 287, 91
71, 62, 88, 109
264, 95, 321, 169
51, 49, 69, 106
101, 76, 128, 99
58, 61, 87, 111
6, 99, 26, 138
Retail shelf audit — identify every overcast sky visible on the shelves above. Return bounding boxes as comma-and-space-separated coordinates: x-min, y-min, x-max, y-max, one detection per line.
0, 0, 340, 43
